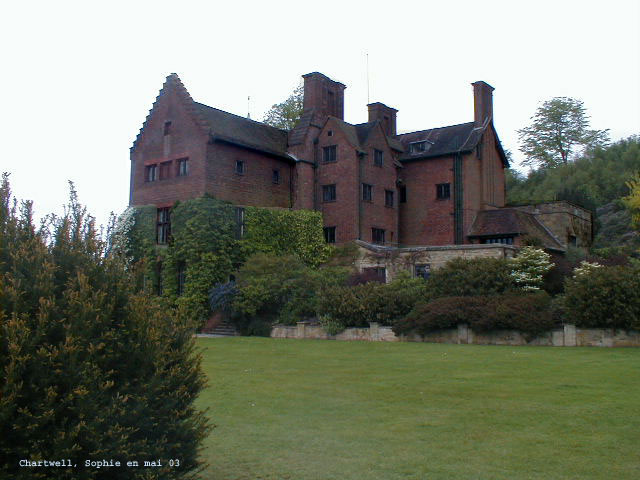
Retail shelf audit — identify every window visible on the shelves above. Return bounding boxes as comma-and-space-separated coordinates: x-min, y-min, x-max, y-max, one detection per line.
415, 264, 431, 280
481, 236, 514, 245
374, 149, 384, 166
436, 183, 451, 199
568, 235, 577, 246
322, 184, 336, 202
323, 226, 336, 243
163, 121, 172, 136
145, 164, 157, 182
235, 160, 245, 175
323, 145, 337, 163
272, 169, 280, 184
156, 207, 171, 244
327, 130, 333, 137
372, 227, 385, 244
177, 261, 186, 296
235, 207, 245, 239
159, 161, 172, 180
177, 158, 189, 176
362, 183, 373, 202
385, 189, 394, 207
409, 141, 428, 154
399, 185, 407, 203
363, 267, 386, 283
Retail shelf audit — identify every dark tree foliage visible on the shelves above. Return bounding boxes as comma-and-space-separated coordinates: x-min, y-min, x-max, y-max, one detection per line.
426, 257, 517, 298
507, 136, 640, 210
0, 175, 209, 480
563, 265, 640, 330
394, 292, 554, 337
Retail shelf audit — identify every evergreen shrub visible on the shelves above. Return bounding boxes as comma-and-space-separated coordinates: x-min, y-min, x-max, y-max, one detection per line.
0, 176, 209, 480
563, 265, 640, 329
394, 292, 554, 337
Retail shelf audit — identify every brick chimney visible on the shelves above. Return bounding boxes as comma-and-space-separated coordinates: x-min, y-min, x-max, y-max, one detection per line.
302, 72, 346, 120
472, 81, 494, 126
367, 102, 398, 136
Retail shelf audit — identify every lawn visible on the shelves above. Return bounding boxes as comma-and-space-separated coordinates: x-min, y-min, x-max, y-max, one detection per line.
196, 337, 640, 480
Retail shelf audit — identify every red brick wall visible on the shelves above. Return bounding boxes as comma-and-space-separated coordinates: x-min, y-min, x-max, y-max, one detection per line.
399, 156, 455, 246
359, 125, 399, 244
130, 86, 208, 206
316, 118, 359, 243
204, 142, 292, 208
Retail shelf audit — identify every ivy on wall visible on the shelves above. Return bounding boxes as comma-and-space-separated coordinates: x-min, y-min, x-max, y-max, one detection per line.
241, 207, 332, 267
121, 195, 332, 324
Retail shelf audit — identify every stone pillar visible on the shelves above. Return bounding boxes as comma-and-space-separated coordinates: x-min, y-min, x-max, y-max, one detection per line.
458, 324, 469, 344
564, 324, 577, 347
296, 322, 307, 339
369, 322, 380, 341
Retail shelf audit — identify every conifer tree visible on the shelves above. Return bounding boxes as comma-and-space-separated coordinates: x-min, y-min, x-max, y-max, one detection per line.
0, 174, 210, 479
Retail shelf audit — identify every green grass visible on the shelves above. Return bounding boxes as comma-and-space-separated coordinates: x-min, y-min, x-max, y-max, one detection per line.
196, 338, 640, 480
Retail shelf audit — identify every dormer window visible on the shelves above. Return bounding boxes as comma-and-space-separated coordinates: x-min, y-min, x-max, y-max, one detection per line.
409, 141, 429, 154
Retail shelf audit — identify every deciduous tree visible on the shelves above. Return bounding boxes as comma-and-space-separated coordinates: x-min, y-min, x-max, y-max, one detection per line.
262, 84, 303, 130
517, 97, 609, 168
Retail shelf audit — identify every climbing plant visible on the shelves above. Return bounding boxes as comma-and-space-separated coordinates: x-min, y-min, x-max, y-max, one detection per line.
116, 195, 333, 324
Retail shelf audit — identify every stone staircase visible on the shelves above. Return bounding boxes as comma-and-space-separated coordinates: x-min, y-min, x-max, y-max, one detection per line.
206, 318, 238, 337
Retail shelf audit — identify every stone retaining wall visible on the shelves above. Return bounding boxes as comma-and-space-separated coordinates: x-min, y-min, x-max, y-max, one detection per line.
270, 322, 640, 347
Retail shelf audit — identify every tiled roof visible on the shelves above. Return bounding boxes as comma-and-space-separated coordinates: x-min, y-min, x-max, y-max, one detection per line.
395, 122, 484, 161
468, 209, 564, 251
194, 103, 290, 159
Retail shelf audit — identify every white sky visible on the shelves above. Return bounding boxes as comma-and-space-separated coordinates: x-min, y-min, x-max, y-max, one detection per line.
2, 0, 639, 228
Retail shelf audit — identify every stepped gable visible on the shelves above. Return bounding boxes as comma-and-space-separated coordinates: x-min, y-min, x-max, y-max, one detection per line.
131, 73, 210, 153
468, 209, 564, 251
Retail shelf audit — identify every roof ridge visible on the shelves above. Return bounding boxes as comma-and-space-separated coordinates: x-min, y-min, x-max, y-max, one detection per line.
194, 102, 288, 134
395, 121, 475, 137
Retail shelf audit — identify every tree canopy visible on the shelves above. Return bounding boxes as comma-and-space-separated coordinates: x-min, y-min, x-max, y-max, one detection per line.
624, 173, 640, 230
517, 97, 609, 168
262, 84, 303, 130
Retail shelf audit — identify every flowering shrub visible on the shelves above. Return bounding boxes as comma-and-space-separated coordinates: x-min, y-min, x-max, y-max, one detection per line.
509, 246, 553, 291
572, 260, 603, 277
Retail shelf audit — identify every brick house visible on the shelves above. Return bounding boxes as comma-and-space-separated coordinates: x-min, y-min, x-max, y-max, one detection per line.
130, 72, 591, 272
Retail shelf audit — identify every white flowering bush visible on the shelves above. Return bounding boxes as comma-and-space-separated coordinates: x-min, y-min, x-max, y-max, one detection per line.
108, 206, 137, 262
510, 246, 553, 291
573, 260, 603, 277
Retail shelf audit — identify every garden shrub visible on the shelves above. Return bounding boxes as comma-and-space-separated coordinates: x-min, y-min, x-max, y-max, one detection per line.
369, 272, 430, 325
231, 253, 349, 330
473, 291, 554, 335
0, 177, 209, 480
563, 265, 640, 329
394, 296, 491, 336
320, 315, 345, 336
427, 257, 517, 297
316, 282, 380, 329
394, 292, 554, 337
509, 246, 553, 291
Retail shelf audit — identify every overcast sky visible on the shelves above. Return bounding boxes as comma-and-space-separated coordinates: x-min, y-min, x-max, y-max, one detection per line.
2, 0, 639, 228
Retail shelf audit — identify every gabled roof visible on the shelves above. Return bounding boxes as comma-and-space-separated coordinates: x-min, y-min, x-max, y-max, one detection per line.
194, 103, 289, 159
468, 209, 564, 251
395, 122, 484, 161
131, 73, 289, 159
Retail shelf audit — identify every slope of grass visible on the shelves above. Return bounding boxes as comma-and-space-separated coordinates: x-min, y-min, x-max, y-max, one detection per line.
196, 337, 640, 480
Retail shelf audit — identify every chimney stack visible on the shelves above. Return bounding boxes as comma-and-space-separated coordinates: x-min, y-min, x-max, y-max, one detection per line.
367, 102, 398, 136
472, 81, 494, 126
302, 72, 346, 120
